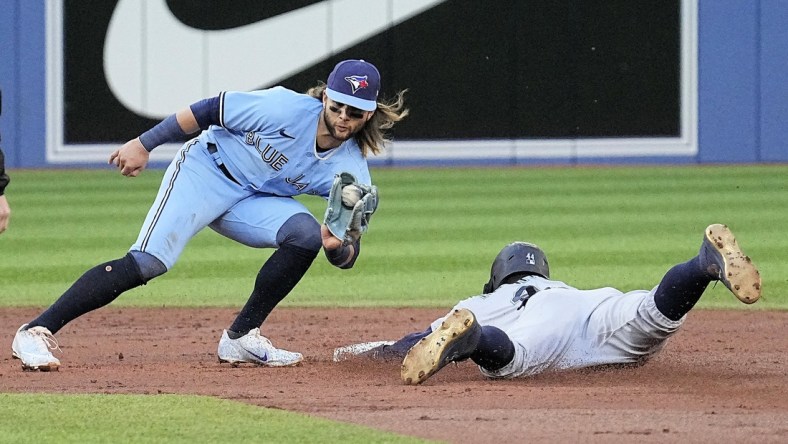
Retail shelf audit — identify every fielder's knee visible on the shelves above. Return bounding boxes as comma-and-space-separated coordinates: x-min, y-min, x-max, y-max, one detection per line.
130, 250, 168, 282
276, 213, 322, 252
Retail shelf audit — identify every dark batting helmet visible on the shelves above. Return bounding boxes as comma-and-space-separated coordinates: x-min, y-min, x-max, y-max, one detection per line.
482, 242, 550, 293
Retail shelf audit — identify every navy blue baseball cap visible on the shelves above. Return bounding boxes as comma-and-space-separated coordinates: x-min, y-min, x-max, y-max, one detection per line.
325, 59, 380, 111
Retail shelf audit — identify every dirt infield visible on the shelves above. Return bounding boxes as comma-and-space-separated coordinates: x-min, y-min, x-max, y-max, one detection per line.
2, 307, 787, 443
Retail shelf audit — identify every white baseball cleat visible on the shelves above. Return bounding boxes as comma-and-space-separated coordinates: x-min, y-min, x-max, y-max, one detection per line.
332, 340, 396, 362
217, 328, 303, 367
11, 324, 61, 371
700, 224, 762, 304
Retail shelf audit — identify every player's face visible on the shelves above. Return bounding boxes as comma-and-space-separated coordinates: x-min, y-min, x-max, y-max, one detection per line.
322, 97, 373, 141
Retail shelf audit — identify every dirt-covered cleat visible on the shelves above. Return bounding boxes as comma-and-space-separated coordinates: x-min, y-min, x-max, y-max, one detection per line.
699, 224, 762, 304
401, 308, 481, 385
217, 328, 303, 367
332, 341, 396, 362
11, 324, 61, 371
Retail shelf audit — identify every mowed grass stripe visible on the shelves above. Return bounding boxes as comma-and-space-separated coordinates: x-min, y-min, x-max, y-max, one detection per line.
0, 394, 428, 444
1, 165, 784, 309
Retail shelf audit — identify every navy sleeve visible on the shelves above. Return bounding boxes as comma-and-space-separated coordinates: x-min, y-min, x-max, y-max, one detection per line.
190, 96, 221, 130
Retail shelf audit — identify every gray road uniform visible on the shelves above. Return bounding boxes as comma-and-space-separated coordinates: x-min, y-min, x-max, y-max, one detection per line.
436, 276, 682, 379
393, 225, 760, 385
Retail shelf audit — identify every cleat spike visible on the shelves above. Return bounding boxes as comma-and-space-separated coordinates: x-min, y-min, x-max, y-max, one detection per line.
698, 224, 761, 304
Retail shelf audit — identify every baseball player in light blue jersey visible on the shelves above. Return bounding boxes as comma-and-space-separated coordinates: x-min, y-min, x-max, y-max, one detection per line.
336, 224, 762, 385
12, 59, 409, 371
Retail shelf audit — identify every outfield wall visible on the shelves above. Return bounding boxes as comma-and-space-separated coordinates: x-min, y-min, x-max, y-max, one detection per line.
1, 1, 786, 168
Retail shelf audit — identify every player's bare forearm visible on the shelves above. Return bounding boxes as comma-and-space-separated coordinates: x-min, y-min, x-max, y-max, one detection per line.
176, 107, 200, 135
109, 138, 150, 177
0, 194, 9, 233
109, 106, 199, 178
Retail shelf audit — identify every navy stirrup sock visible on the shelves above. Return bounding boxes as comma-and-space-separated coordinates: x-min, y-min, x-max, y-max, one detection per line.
228, 244, 318, 337
653, 256, 712, 321
385, 327, 433, 357
27, 253, 146, 334
471, 325, 515, 371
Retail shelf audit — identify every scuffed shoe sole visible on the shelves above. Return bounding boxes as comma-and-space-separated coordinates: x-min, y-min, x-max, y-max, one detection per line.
12, 354, 59, 372
704, 224, 762, 304
217, 357, 302, 368
401, 308, 479, 385
332, 341, 396, 362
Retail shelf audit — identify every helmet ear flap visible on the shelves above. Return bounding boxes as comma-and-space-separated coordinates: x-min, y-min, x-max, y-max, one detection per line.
483, 280, 493, 294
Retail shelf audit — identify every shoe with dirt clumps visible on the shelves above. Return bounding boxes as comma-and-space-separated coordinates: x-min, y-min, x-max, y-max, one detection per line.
699, 223, 761, 304
401, 308, 481, 385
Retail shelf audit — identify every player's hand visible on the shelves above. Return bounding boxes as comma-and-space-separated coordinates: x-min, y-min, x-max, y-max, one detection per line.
0, 195, 10, 234
109, 138, 150, 177
321, 224, 343, 250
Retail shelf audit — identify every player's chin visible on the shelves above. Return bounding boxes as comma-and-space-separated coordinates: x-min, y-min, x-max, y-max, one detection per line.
330, 127, 354, 141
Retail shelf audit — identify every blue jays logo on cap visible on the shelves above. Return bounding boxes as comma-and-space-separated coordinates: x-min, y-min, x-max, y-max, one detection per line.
344, 75, 369, 94
326, 59, 381, 111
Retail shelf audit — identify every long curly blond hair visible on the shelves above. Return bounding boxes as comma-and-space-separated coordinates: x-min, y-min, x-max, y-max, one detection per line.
307, 83, 409, 157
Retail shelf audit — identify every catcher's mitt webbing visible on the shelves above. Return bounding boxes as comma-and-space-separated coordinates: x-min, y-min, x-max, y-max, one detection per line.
324, 172, 378, 246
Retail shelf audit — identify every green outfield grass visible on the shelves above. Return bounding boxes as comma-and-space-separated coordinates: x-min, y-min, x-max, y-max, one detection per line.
0, 394, 426, 443
1, 165, 785, 309
1, 165, 785, 443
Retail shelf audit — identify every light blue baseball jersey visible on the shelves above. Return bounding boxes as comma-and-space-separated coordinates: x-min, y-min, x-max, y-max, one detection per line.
130, 86, 372, 269
202, 86, 371, 195
432, 275, 684, 379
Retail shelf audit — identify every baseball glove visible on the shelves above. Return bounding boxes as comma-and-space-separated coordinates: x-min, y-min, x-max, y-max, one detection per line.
323, 172, 378, 246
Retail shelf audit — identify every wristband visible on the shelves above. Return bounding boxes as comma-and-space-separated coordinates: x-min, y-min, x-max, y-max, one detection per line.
138, 114, 188, 152
325, 240, 360, 269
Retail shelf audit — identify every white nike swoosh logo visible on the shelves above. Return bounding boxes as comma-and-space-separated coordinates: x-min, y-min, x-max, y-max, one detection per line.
104, 0, 447, 118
